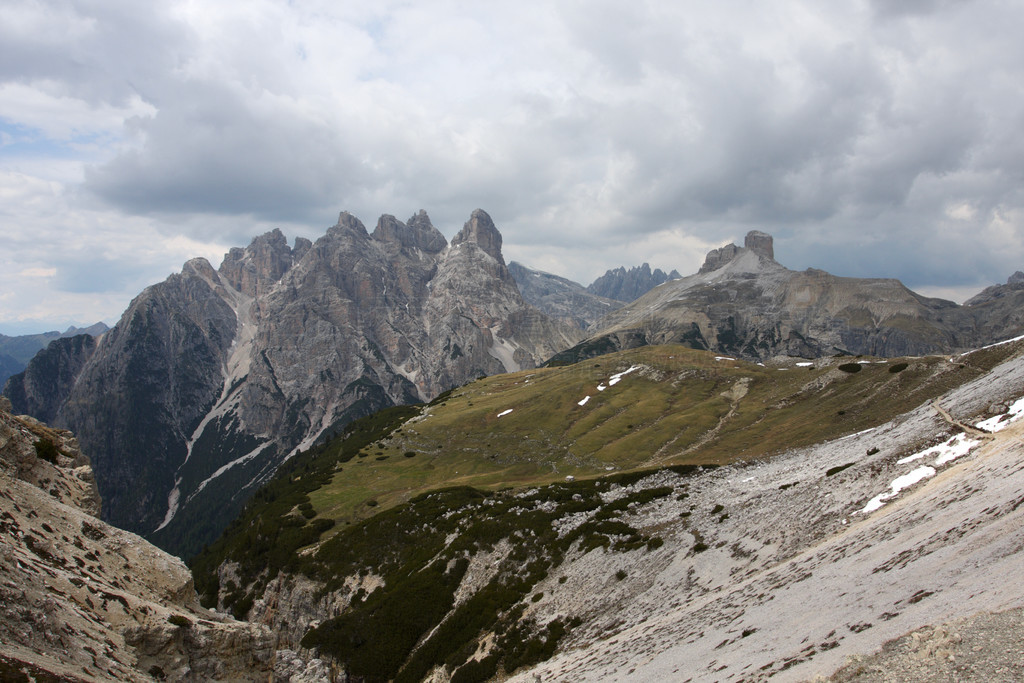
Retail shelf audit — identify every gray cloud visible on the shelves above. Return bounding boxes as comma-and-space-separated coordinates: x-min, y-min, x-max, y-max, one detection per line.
2, 0, 1024, 329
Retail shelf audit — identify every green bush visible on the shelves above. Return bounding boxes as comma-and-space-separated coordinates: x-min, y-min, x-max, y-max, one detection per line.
34, 439, 59, 464
838, 363, 862, 373
889, 362, 909, 373
167, 614, 192, 628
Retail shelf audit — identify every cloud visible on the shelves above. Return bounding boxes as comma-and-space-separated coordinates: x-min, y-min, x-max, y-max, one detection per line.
2, 0, 1024, 329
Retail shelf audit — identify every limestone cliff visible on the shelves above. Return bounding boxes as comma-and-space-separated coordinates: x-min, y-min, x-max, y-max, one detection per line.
509, 261, 622, 329
0, 399, 320, 681
551, 231, 1023, 365
5, 209, 580, 558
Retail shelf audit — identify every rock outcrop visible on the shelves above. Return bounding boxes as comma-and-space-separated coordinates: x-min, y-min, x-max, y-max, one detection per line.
552, 231, 1024, 365
5, 209, 581, 557
0, 402, 316, 681
509, 261, 622, 329
587, 263, 682, 302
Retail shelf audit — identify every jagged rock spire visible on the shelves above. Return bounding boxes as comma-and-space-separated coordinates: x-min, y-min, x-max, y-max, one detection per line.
451, 209, 504, 264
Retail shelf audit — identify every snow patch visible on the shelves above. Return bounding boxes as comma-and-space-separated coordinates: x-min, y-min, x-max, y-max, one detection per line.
578, 396, 591, 406
975, 396, 1024, 432
861, 466, 937, 513
897, 432, 980, 466
497, 409, 513, 418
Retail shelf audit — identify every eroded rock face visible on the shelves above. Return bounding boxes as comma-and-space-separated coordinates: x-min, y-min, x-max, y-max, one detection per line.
0, 404, 308, 682
558, 232, 1024, 364
588, 263, 683, 302
6, 209, 580, 557
509, 261, 622, 329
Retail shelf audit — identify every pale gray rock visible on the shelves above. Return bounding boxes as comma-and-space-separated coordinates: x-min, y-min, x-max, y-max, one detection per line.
7, 208, 580, 557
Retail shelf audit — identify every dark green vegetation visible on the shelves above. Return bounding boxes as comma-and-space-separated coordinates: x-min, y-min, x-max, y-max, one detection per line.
33, 438, 59, 464
191, 405, 420, 610
191, 341, 1024, 681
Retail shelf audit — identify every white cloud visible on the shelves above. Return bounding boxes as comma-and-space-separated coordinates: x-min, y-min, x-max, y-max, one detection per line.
1, 0, 1024, 331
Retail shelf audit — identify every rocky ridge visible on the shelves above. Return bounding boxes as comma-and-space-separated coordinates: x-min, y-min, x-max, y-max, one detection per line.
4, 209, 581, 557
553, 231, 1024, 364
587, 263, 683, 302
508, 261, 622, 329
0, 397, 332, 681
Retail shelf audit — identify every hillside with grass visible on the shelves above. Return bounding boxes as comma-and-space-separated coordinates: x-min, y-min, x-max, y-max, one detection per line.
190, 339, 1024, 682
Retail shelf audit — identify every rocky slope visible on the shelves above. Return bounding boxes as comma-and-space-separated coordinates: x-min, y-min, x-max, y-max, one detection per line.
510, 338, 1024, 682
586, 263, 682, 302
0, 397, 328, 682
552, 231, 1024, 365
0, 323, 108, 390
190, 335, 1024, 682
4, 209, 580, 558
508, 261, 622, 328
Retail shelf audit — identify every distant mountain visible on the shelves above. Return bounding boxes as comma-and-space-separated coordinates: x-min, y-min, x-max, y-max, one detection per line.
586, 263, 682, 302
0, 323, 108, 389
549, 231, 1024, 365
4, 209, 580, 558
508, 261, 622, 328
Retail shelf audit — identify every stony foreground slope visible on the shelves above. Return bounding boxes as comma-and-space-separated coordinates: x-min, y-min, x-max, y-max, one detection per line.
0, 398, 329, 681
188, 338, 1024, 682
509, 340, 1024, 682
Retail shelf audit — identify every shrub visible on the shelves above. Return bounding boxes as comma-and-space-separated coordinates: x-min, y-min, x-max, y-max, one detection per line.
615, 569, 627, 581
34, 439, 59, 464
167, 614, 192, 628
838, 363, 862, 373
889, 362, 909, 374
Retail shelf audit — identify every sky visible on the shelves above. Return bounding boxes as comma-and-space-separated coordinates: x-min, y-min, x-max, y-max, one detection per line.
2, 0, 1024, 335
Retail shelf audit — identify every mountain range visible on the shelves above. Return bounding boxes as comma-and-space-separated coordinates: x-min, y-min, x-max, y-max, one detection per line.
5, 213, 1024, 561
0, 323, 108, 389
3, 208, 1024, 681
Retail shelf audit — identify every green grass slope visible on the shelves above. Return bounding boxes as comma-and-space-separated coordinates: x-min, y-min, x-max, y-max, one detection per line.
306, 345, 992, 526
189, 341, 1020, 681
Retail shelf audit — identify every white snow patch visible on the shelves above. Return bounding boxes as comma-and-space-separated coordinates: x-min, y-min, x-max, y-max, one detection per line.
188, 442, 274, 503
975, 396, 1024, 432
861, 465, 936, 513
796, 362, 814, 367
897, 432, 980, 466
578, 396, 591, 406
957, 333, 1024, 358
497, 409, 513, 418
715, 356, 736, 362
608, 365, 641, 386
597, 384, 608, 392
838, 427, 876, 441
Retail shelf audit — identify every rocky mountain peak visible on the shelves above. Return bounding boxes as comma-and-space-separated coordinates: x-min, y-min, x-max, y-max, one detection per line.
1008, 271, 1024, 285
699, 231, 776, 274
218, 228, 296, 298
183, 257, 221, 284
451, 208, 504, 264
330, 211, 371, 239
587, 263, 682, 302
744, 230, 774, 260
372, 211, 447, 253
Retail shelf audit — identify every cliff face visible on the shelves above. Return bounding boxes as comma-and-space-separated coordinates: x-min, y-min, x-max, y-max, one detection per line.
587, 262, 682, 302
509, 261, 623, 329
0, 400, 309, 682
6, 209, 580, 557
552, 231, 1022, 365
